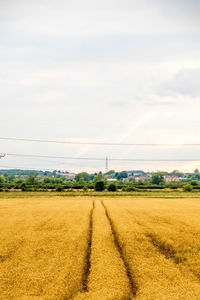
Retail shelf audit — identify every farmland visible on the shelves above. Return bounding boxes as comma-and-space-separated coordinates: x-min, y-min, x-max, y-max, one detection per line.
0, 196, 200, 299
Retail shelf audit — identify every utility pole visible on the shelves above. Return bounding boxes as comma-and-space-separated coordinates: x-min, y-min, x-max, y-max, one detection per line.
105, 156, 108, 173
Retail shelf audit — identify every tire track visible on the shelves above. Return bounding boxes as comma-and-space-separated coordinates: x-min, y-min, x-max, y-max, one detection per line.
81, 200, 95, 292
126, 209, 189, 264
0, 239, 25, 263
125, 209, 200, 282
101, 200, 137, 296
146, 233, 180, 262
146, 233, 200, 280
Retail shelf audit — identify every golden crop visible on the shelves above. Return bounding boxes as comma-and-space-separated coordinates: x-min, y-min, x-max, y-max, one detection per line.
105, 198, 200, 299
0, 197, 92, 299
0, 196, 200, 299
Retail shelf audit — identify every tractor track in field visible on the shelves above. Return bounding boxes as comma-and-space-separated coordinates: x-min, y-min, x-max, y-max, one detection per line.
101, 200, 137, 297
146, 233, 200, 281
81, 200, 95, 292
0, 239, 25, 263
146, 233, 179, 262
125, 209, 200, 282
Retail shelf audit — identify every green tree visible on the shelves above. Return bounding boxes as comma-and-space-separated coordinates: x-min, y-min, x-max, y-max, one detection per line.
105, 170, 115, 176
116, 171, 128, 180
78, 178, 86, 185
89, 174, 95, 180
75, 172, 90, 182
94, 180, 105, 191
56, 184, 64, 192
151, 172, 165, 185
94, 172, 106, 183
0, 175, 5, 184
20, 183, 27, 191
26, 173, 38, 186
190, 180, 199, 186
183, 184, 193, 192
43, 176, 52, 184
14, 178, 25, 186
83, 185, 88, 192
6, 175, 15, 183
107, 183, 117, 191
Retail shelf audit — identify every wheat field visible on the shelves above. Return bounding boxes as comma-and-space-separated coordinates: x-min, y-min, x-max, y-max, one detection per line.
0, 196, 200, 299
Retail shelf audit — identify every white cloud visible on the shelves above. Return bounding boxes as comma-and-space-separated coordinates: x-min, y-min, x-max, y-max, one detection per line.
0, 0, 200, 171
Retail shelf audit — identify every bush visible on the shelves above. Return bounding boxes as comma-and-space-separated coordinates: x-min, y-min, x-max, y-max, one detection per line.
94, 180, 105, 191
107, 183, 117, 191
55, 185, 64, 192
126, 186, 137, 191
63, 184, 72, 189
83, 185, 88, 192
190, 180, 199, 186
183, 184, 193, 192
20, 183, 27, 191
72, 183, 84, 189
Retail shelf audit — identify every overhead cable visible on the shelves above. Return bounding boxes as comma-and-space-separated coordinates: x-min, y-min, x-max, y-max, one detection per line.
1, 137, 200, 147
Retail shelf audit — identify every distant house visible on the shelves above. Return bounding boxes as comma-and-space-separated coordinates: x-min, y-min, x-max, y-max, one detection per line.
135, 176, 147, 181
14, 174, 28, 179
164, 176, 180, 182
65, 173, 75, 180
107, 178, 117, 182
58, 173, 75, 180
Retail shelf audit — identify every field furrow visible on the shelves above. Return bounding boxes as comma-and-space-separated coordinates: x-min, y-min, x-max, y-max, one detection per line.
105, 199, 200, 299
74, 200, 132, 300
101, 200, 137, 296
81, 200, 94, 292
122, 198, 200, 281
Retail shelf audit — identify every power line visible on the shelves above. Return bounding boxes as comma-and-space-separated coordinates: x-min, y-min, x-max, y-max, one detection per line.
4, 153, 105, 161
2, 152, 200, 162
0, 165, 87, 173
0, 165, 71, 172
1, 137, 200, 147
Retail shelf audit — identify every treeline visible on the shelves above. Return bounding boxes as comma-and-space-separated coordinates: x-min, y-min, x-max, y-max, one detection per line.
0, 170, 200, 192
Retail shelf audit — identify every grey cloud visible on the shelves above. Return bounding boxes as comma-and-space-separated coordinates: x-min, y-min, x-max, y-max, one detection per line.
157, 68, 200, 98
157, 0, 200, 23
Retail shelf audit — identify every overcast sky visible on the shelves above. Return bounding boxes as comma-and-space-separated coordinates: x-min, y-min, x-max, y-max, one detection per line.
0, 0, 200, 172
